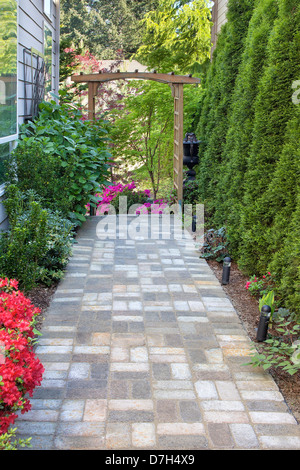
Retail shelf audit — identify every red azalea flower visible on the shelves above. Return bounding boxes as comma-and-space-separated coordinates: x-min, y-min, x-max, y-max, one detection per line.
0, 278, 44, 435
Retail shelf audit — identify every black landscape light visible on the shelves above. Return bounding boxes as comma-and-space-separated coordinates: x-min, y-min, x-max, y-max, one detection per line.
221, 256, 231, 285
256, 305, 272, 342
192, 215, 197, 232
183, 132, 200, 183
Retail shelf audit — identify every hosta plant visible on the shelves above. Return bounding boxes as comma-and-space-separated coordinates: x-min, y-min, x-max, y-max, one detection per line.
246, 312, 300, 376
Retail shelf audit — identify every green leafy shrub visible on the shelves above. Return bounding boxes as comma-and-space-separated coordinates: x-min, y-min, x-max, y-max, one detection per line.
0, 186, 74, 291
213, 0, 279, 247
194, 0, 300, 314
238, 0, 300, 274
183, 180, 201, 205
196, 0, 255, 215
0, 428, 32, 450
6, 140, 70, 215
7, 97, 111, 225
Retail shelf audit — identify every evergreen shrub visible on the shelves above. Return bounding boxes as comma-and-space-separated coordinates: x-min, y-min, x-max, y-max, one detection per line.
195, 0, 300, 314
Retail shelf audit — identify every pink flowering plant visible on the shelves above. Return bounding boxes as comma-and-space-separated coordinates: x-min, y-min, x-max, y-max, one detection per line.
245, 272, 275, 297
88, 181, 172, 215
135, 198, 170, 215
86, 181, 149, 214
87, 181, 178, 216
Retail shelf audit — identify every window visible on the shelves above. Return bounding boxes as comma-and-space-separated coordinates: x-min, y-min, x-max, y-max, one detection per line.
44, 25, 53, 97
0, 0, 18, 188
0, 141, 14, 186
44, 0, 52, 19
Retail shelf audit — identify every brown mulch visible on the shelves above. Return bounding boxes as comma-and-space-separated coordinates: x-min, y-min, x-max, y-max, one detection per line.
207, 259, 300, 424
27, 284, 57, 332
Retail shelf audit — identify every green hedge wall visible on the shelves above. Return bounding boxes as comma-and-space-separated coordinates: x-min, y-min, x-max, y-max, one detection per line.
195, 0, 300, 314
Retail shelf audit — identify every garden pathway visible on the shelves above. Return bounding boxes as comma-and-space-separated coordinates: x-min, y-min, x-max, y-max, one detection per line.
16, 215, 300, 450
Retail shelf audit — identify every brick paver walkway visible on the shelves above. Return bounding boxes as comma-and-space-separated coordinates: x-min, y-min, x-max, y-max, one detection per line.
16, 215, 300, 449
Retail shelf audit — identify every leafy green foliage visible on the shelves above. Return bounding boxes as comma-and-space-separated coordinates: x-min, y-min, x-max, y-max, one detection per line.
245, 272, 276, 298
183, 180, 201, 205
60, 0, 159, 59
7, 98, 111, 225
246, 314, 300, 376
0, 428, 31, 450
200, 227, 229, 262
259, 291, 276, 318
196, 0, 255, 215
238, 0, 300, 274
134, 0, 212, 73
0, 186, 74, 291
211, 0, 279, 247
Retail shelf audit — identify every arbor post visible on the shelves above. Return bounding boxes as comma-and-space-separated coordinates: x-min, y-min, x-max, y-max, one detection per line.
171, 83, 184, 205
88, 82, 98, 120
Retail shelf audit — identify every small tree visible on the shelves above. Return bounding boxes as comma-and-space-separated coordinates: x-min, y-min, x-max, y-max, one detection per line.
134, 0, 212, 74
60, 48, 127, 119
108, 80, 174, 198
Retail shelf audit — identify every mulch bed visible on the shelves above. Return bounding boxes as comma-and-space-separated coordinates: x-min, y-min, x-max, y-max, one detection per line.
207, 259, 300, 424
27, 285, 57, 332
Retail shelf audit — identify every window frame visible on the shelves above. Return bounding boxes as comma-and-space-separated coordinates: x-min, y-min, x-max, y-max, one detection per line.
43, 0, 52, 21
44, 21, 53, 96
0, 0, 19, 193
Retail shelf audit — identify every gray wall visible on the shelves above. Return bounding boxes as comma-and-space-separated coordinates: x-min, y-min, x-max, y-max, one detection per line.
18, 0, 60, 121
211, 0, 228, 56
0, 0, 60, 231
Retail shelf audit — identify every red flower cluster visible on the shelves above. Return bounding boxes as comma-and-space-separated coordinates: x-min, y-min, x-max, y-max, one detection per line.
0, 278, 44, 434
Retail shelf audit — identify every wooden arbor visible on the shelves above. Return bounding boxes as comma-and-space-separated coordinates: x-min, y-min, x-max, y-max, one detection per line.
71, 71, 200, 203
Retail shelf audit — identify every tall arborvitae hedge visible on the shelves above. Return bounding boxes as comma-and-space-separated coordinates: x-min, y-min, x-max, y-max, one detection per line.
212, 0, 279, 244
196, 0, 255, 216
195, 0, 300, 313
265, 108, 300, 311
238, 0, 300, 273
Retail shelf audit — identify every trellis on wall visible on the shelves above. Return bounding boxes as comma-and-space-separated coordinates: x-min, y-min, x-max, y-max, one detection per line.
23, 47, 46, 121
72, 71, 200, 204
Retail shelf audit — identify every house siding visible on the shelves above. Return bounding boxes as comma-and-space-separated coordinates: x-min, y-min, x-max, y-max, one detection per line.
18, 0, 60, 122
211, 0, 229, 56
0, 0, 60, 231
